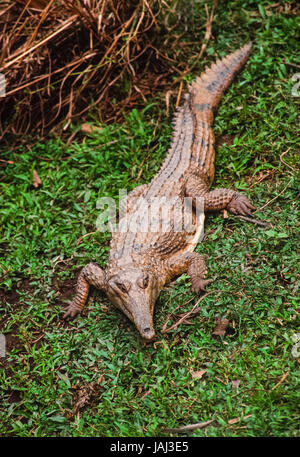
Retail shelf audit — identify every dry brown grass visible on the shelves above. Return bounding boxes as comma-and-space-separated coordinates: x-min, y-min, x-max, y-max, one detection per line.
0, 0, 216, 140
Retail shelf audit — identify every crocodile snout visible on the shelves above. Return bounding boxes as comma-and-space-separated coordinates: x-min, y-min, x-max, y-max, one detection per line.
141, 326, 155, 341
140, 326, 155, 341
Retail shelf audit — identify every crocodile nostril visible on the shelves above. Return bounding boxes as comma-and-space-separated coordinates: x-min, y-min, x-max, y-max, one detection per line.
143, 327, 151, 333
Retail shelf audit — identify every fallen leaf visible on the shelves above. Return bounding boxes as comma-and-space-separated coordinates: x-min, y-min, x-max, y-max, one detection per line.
223, 209, 228, 218
231, 379, 241, 389
191, 369, 207, 379
71, 382, 101, 416
97, 375, 105, 384
137, 385, 143, 395
212, 317, 230, 337
81, 123, 93, 133
0, 159, 14, 164
228, 414, 252, 425
81, 123, 101, 134
33, 169, 42, 188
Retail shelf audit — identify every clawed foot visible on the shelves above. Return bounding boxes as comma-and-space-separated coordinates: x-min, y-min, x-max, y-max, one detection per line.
191, 277, 213, 293
63, 303, 81, 319
227, 193, 256, 216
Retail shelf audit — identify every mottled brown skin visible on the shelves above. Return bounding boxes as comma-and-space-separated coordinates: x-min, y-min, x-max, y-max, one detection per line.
63, 43, 255, 341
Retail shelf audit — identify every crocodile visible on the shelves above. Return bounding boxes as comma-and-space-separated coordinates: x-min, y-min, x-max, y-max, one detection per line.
63, 43, 255, 341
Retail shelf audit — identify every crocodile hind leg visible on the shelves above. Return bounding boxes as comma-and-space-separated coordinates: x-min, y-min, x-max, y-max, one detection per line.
164, 251, 212, 293
204, 188, 255, 215
185, 172, 255, 216
63, 263, 106, 318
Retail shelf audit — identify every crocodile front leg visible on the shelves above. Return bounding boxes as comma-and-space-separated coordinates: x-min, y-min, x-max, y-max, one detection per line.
185, 172, 255, 216
164, 251, 212, 292
63, 263, 106, 318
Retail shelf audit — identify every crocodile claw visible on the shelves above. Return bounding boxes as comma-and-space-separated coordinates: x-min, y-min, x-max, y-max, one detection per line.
191, 278, 213, 293
63, 304, 81, 319
227, 193, 256, 217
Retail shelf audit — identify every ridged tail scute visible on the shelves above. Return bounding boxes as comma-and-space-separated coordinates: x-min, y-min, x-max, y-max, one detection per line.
148, 43, 252, 193
189, 42, 252, 123
189, 42, 252, 183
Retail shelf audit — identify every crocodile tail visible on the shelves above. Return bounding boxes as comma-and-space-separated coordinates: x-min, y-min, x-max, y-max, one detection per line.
189, 42, 252, 183
189, 42, 252, 122
148, 43, 252, 193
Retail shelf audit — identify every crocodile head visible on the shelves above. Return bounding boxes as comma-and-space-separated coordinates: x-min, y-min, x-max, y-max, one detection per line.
105, 268, 162, 341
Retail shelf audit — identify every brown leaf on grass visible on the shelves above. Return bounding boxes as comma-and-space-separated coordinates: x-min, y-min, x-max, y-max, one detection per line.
81, 123, 101, 134
231, 379, 241, 389
97, 374, 105, 384
33, 169, 42, 188
191, 369, 207, 379
228, 414, 252, 425
212, 317, 230, 337
71, 382, 101, 417
0, 159, 14, 164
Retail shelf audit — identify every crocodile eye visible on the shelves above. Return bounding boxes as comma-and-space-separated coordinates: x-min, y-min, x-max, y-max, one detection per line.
137, 274, 149, 289
116, 281, 130, 293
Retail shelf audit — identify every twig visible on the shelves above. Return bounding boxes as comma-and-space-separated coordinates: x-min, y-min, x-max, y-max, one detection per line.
254, 179, 292, 213
76, 231, 98, 247
283, 61, 300, 70
1, 16, 78, 71
271, 371, 289, 391
279, 147, 294, 172
161, 419, 215, 434
175, 80, 183, 108
136, 154, 149, 181
4, 52, 97, 97
162, 298, 194, 333
189, 0, 217, 71
162, 292, 213, 334
248, 169, 274, 189
238, 215, 269, 227
26, 0, 56, 49
32, 334, 44, 344
52, 254, 74, 273
171, 0, 217, 97
111, 367, 122, 400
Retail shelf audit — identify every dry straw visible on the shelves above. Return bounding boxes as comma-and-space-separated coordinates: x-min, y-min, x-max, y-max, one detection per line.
0, 0, 216, 139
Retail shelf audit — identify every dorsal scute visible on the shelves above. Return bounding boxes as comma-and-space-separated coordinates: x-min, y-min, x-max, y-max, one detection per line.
188, 42, 252, 101
151, 43, 252, 189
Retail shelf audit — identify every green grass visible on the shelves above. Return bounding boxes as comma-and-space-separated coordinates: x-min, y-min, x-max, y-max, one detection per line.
0, 0, 299, 437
